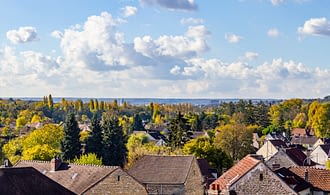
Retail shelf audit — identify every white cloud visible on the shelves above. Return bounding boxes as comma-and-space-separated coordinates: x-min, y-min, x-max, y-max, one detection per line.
6, 26, 39, 44
180, 17, 204, 25
140, 0, 198, 11
134, 25, 209, 59
298, 17, 330, 36
122, 6, 138, 17
225, 33, 243, 43
267, 28, 280, 37
245, 51, 259, 60
170, 65, 181, 75
270, 0, 285, 5
51, 30, 63, 39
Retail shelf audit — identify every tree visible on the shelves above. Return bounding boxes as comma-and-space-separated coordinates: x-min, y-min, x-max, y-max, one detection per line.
85, 114, 103, 157
131, 114, 144, 131
62, 112, 81, 160
48, 94, 54, 110
168, 112, 192, 149
214, 123, 253, 161
183, 137, 232, 173
101, 114, 127, 167
73, 153, 102, 165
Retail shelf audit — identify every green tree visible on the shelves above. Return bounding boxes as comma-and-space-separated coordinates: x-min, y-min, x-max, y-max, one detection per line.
131, 114, 144, 131
293, 113, 307, 128
168, 112, 192, 149
85, 114, 103, 157
183, 137, 232, 173
62, 112, 81, 160
2, 137, 24, 164
102, 114, 127, 167
48, 94, 54, 110
214, 123, 253, 161
73, 153, 102, 165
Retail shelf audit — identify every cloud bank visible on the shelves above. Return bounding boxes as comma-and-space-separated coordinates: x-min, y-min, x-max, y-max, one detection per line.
6, 26, 39, 44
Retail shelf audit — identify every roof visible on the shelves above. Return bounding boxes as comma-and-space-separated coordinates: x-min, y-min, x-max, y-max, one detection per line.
319, 144, 330, 156
197, 159, 217, 187
291, 128, 310, 137
210, 155, 261, 190
285, 148, 316, 166
0, 167, 74, 195
269, 139, 288, 148
148, 131, 167, 141
289, 167, 330, 192
14, 160, 119, 194
128, 155, 195, 184
291, 136, 320, 145
275, 167, 311, 192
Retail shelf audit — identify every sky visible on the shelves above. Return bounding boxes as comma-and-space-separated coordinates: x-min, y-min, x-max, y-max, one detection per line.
0, 0, 329, 99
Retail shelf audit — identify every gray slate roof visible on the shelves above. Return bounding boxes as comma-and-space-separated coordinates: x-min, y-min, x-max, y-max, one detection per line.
15, 160, 119, 194
128, 155, 195, 184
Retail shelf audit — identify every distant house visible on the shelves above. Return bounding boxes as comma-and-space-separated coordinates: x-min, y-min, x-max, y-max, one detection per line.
291, 136, 323, 150
310, 144, 330, 165
266, 147, 316, 170
132, 131, 167, 146
286, 167, 330, 194
256, 139, 288, 161
15, 158, 147, 195
128, 155, 204, 195
208, 154, 298, 195
0, 167, 74, 195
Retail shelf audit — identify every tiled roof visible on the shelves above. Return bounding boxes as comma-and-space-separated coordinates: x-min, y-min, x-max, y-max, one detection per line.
275, 167, 311, 192
210, 155, 261, 190
291, 128, 309, 137
289, 167, 330, 192
14, 160, 119, 194
0, 167, 74, 195
285, 148, 316, 166
269, 139, 288, 148
128, 155, 195, 184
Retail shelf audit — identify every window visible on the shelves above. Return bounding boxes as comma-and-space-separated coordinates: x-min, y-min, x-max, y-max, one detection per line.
117, 175, 120, 181
259, 173, 263, 181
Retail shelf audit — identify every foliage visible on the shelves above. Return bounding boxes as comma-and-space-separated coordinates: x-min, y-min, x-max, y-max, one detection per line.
62, 112, 81, 160
183, 137, 232, 173
131, 113, 144, 131
168, 112, 192, 148
73, 153, 102, 165
102, 114, 127, 167
326, 160, 330, 170
2, 137, 24, 164
85, 114, 103, 157
22, 144, 59, 161
214, 123, 253, 161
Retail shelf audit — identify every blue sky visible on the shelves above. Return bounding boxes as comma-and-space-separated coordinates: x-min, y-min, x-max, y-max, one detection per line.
0, 0, 329, 99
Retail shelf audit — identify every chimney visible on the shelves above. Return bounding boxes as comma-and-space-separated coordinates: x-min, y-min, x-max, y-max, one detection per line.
306, 150, 311, 165
304, 169, 308, 182
50, 157, 61, 172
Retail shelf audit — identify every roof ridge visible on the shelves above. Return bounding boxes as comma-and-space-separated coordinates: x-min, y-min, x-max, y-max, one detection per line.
68, 162, 119, 169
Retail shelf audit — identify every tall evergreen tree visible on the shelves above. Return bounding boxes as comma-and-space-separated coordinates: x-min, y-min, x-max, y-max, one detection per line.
101, 114, 127, 167
131, 113, 144, 131
62, 112, 81, 160
85, 113, 103, 157
168, 112, 192, 149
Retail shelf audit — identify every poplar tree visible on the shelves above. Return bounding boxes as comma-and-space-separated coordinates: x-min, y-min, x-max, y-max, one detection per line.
62, 112, 81, 160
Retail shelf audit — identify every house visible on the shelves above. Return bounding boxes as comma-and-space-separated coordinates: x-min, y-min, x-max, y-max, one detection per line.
128, 155, 204, 195
275, 167, 311, 195
291, 128, 313, 137
197, 158, 218, 190
287, 167, 330, 194
208, 154, 298, 195
310, 144, 330, 165
291, 136, 323, 150
256, 139, 288, 161
266, 147, 316, 170
132, 130, 167, 146
0, 167, 75, 195
15, 158, 147, 195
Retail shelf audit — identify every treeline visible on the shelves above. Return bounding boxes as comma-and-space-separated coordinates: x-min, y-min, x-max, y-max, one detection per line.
0, 95, 329, 173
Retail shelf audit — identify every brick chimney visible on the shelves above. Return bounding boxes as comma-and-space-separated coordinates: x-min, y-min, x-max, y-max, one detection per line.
50, 157, 61, 172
